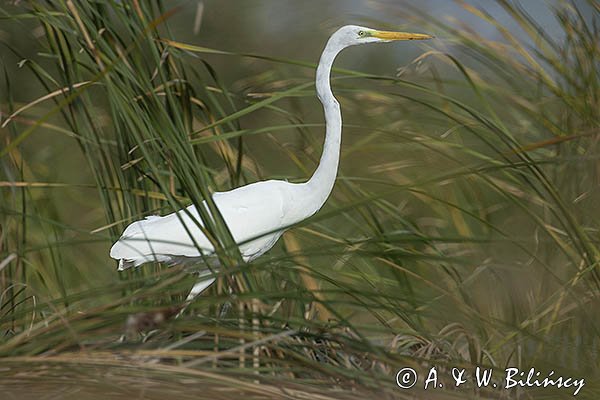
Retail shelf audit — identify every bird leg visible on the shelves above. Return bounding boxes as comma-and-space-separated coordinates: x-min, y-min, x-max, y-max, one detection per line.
175, 270, 216, 318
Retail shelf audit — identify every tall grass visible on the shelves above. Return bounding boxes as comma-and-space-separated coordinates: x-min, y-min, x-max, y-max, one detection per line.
1, 1, 598, 399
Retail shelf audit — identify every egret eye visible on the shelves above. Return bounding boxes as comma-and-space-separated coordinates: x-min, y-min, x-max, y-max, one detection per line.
358, 30, 366, 37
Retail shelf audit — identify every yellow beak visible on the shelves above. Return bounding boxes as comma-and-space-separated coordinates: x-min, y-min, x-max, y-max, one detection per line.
371, 30, 433, 41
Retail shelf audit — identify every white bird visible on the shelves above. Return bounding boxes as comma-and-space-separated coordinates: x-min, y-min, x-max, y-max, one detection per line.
110, 25, 432, 300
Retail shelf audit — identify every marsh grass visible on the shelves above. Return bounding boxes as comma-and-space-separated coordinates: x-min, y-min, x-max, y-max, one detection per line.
1, 1, 599, 399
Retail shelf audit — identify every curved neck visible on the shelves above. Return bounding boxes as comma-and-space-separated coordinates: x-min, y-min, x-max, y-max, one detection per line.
303, 39, 344, 214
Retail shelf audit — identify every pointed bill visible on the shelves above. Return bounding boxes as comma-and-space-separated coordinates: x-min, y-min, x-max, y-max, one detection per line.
372, 30, 433, 41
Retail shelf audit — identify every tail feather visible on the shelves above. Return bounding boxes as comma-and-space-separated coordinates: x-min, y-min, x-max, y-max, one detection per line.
110, 215, 171, 269
109, 205, 214, 269
120, 215, 161, 238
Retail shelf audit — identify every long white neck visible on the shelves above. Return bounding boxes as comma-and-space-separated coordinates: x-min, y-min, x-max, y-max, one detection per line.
298, 38, 345, 217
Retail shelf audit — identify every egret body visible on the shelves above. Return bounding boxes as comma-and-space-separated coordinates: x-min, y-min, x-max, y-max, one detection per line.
110, 25, 432, 297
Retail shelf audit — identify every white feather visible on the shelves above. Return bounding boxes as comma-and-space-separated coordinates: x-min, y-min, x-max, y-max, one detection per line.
110, 25, 431, 300
110, 180, 316, 270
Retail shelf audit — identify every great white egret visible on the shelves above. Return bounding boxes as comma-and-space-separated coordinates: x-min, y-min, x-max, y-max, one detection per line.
110, 25, 432, 299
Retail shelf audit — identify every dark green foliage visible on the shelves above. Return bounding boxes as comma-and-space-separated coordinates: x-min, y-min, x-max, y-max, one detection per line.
0, 1, 598, 398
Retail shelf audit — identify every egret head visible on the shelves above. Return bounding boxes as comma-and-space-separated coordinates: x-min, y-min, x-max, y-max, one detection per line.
330, 25, 433, 48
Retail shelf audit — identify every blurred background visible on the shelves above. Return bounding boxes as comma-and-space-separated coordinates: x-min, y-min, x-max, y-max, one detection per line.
1, 1, 599, 399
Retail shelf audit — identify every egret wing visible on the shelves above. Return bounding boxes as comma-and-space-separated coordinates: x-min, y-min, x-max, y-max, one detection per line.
109, 180, 290, 268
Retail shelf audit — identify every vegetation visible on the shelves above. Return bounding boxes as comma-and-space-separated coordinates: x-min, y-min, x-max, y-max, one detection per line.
1, 1, 598, 398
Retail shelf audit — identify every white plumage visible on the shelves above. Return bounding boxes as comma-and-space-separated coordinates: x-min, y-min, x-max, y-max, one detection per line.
110, 180, 313, 269
110, 25, 431, 299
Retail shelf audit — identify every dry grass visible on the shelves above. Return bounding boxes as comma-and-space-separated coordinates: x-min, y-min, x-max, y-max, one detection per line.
1, 1, 599, 399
